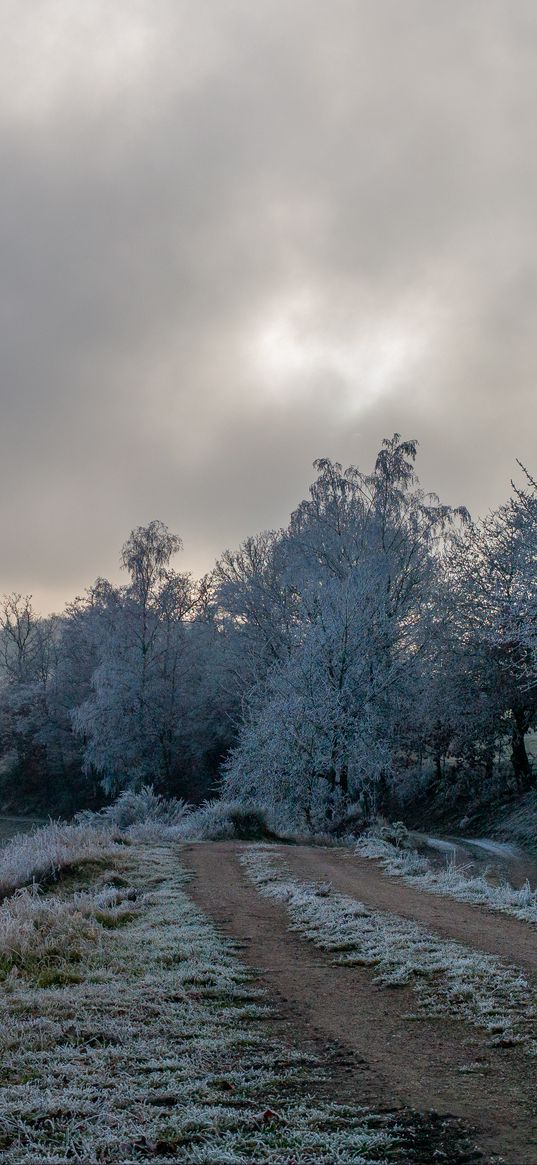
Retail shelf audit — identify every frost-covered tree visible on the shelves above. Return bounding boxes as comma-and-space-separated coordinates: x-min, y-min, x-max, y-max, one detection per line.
442, 470, 537, 792
0, 594, 45, 684
223, 567, 396, 826
0, 595, 84, 808
223, 436, 464, 826
73, 522, 206, 794
2, 442, 537, 823
213, 530, 298, 695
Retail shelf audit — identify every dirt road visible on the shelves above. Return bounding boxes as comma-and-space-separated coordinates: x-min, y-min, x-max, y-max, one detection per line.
183, 841, 537, 1165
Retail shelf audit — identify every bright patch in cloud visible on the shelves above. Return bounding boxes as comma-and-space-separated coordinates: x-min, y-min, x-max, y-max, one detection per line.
0, 1, 228, 124
251, 292, 433, 411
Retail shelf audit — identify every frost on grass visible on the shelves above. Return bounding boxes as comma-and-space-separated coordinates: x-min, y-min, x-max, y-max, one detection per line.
0, 881, 140, 983
355, 834, 537, 925
0, 819, 119, 897
0, 842, 407, 1164
242, 847, 537, 1055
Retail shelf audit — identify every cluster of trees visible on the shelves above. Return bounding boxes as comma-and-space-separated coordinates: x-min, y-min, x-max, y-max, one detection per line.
1, 435, 537, 826
0, 524, 232, 812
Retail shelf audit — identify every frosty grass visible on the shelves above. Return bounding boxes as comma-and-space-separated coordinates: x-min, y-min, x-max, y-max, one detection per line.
0, 837, 404, 1164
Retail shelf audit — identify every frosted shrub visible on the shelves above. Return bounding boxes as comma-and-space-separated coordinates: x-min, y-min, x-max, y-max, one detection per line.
0, 820, 117, 898
79, 789, 275, 843
376, 820, 413, 848
90, 785, 191, 830
180, 799, 275, 841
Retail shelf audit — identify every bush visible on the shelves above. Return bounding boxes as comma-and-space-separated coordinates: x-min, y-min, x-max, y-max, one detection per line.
370, 818, 413, 849
180, 799, 278, 841
89, 786, 191, 831
80, 788, 280, 843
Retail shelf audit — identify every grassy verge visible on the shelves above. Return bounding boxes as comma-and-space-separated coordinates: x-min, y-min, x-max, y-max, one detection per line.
0, 820, 120, 897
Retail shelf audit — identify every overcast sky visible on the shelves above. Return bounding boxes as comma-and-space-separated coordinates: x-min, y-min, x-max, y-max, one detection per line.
1, 1, 537, 611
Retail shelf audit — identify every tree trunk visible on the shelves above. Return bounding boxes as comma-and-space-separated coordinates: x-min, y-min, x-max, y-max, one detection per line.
511, 711, 533, 790
434, 750, 442, 785
482, 745, 494, 783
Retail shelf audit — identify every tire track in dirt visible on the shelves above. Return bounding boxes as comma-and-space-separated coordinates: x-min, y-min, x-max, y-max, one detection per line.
282, 844, 537, 977
183, 841, 537, 1165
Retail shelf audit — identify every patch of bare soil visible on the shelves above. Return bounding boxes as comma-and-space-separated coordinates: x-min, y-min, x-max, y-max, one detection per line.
183, 841, 537, 1165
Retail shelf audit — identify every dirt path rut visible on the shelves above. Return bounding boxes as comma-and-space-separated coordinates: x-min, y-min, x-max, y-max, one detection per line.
283, 844, 537, 976
183, 841, 537, 1165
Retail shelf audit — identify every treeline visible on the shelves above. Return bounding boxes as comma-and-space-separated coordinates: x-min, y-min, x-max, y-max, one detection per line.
1, 435, 537, 827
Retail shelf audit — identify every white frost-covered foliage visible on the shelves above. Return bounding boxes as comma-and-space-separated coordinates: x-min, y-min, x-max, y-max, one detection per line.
72, 522, 215, 796
223, 438, 464, 827
0, 843, 400, 1164
0, 819, 117, 897
222, 580, 393, 831
83, 790, 275, 843
87, 785, 191, 831
356, 834, 537, 924
242, 847, 537, 1053
179, 799, 274, 841
6, 443, 537, 824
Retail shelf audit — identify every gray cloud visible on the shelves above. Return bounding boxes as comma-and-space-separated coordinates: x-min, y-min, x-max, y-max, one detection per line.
1, 0, 537, 609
